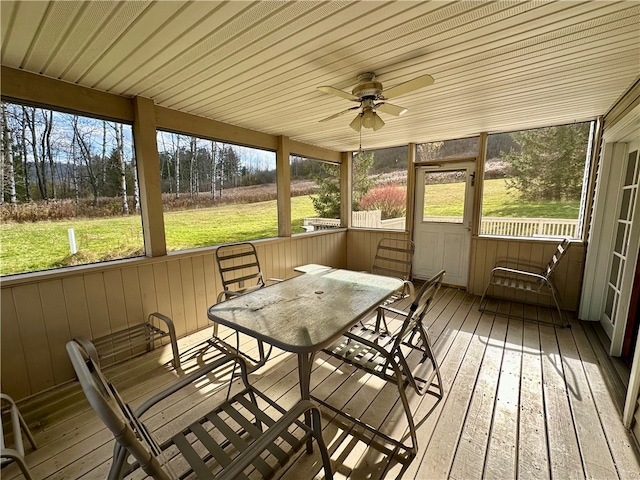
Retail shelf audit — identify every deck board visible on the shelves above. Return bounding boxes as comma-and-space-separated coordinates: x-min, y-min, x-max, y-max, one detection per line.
3, 288, 640, 480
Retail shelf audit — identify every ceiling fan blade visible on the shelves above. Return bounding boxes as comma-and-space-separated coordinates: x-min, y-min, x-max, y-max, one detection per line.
372, 113, 385, 131
319, 106, 360, 123
382, 74, 434, 99
317, 86, 359, 101
376, 102, 408, 116
350, 114, 362, 132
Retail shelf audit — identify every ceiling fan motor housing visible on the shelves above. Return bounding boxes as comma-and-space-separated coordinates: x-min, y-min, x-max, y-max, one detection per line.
352, 72, 383, 99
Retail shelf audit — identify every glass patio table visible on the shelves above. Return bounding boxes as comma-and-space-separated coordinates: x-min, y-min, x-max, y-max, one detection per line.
206, 268, 404, 403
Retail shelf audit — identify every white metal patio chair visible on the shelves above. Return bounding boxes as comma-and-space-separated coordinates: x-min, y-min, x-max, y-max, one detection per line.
66, 340, 333, 480
1, 393, 37, 480
371, 237, 416, 303
318, 270, 445, 454
479, 238, 571, 327
214, 242, 281, 368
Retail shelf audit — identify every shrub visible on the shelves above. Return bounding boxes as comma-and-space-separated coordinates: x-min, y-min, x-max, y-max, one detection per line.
359, 185, 406, 220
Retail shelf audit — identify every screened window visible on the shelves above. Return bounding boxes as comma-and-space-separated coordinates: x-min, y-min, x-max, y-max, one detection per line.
352, 146, 408, 230
156, 131, 277, 249
0, 101, 143, 276
290, 154, 340, 233
480, 122, 593, 238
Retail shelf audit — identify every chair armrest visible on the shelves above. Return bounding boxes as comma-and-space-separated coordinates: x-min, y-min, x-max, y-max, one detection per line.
133, 354, 247, 418
377, 305, 410, 318
490, 266, 547, 282
493, 259, 545, 271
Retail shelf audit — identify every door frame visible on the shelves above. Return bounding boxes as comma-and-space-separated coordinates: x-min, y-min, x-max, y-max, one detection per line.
412, 161, 475, 287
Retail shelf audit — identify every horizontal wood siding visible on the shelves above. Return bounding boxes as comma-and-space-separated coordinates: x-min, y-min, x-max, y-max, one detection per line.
0, 232, 346, 401
469, 237, 586, 310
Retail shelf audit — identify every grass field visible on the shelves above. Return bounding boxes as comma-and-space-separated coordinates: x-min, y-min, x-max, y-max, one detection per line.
0, 179, 579, 276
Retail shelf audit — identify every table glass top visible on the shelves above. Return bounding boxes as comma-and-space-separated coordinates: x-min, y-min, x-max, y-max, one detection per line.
207, 269, 403, 353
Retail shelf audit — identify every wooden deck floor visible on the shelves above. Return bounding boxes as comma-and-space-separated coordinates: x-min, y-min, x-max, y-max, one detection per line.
3, 287, 640, 479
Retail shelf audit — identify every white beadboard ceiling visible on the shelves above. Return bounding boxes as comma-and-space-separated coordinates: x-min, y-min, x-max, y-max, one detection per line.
2, 0, 639, 152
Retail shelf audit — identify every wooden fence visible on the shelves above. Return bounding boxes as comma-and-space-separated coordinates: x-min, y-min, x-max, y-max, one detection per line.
304, 213, 578, 238
479, 217, 578, 237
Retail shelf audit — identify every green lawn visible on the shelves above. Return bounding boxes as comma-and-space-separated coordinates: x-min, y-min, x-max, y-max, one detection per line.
0, 181, 580, 276
424, 178, 580, 218
0, 196, 316, 275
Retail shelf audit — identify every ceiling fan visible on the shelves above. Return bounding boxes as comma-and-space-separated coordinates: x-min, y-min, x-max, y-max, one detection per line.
317, 72, 434, 132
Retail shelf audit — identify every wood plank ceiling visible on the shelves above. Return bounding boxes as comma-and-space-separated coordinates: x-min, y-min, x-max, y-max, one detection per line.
1, 1, 639, 152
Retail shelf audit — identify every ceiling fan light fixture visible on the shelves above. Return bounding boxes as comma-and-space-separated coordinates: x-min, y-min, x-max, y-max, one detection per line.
362, 108, 376, 128
350, 114, 362, 132
372, 113, 385, 131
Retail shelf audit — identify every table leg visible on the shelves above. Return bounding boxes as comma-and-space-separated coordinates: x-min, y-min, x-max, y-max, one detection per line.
298, 352, 314, 453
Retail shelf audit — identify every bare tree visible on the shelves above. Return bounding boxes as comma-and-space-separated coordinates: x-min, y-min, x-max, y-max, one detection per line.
111, 122, 129, 214
18, 107, 31, 201
210, 140, 217, 198
72, 115, 102, 206
71, 126, 80, 204
189, 136, 197, 196
2, 104, 17, 204
159, 132, 173, 194
174, 133, 181, 198
132, 152, 140, 212
41, 109, 55, 199
23, 106, 48, 200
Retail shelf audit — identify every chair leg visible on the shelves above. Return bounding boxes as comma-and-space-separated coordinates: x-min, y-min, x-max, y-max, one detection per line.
479, 278, 493, 312
547, 280, 569, 328
392, 362, 418, 454
311, 407, 334, 480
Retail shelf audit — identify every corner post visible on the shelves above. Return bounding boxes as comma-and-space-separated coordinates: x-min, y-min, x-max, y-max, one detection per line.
341, 151, 352, 228
133, 96, 166, 256
277, 135, 291, 237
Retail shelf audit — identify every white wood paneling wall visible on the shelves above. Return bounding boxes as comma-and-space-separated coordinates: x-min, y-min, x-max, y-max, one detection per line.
0, 232, 346, 401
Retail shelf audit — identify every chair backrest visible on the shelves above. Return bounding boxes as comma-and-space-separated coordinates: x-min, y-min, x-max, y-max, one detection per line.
372, 238, 415, 281
392, 270, 445, 348
66, 340, 172, 479
544, 238, 570, 279
216, 242, 265, 297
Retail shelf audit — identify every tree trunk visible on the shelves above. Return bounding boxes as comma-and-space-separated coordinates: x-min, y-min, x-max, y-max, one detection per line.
43, 110, 55, 199
132, 152, 140, 212
19, 108, 31, 201
211, 140, 217, 199
24, 106, 47, 200
174, 134, 180, 199
116, 123, 129, 214
71, 128, 80, 204
1, 103, 17, 204
160, 132, 172, 194
189, 136, 196, 197
102, 121, 107, 184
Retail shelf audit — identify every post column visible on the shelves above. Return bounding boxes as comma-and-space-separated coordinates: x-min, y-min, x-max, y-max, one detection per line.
133, 96, 166, 257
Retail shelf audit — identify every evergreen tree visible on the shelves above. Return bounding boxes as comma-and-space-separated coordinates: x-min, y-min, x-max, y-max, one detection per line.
503, 123, 590, 201
311, 151, 374, 218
